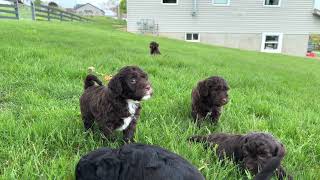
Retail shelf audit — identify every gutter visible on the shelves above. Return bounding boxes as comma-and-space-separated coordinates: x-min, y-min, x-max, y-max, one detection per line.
192, 0, 197, 17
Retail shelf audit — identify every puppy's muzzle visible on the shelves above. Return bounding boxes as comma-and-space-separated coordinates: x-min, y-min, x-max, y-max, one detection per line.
221, 98, 229, 105
145, 85, 153, 95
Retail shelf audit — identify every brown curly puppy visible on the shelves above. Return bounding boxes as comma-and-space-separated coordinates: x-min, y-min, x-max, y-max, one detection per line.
189, 132, 292, 180
150, 41, 161, 55
80, 66, 153, 143
191, 76, 229, 124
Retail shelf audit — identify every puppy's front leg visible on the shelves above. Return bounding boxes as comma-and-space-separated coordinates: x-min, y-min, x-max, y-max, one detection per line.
123, 107, 140, 143
210, 106, 221, 123
275, 166, 293, 180
99, 123, 115, 140
123, 118, 137, 143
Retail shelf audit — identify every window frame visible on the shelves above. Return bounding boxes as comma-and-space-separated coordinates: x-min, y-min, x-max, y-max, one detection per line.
161, 0, 179, 5
261, 33, 283, 53
185, 33, 200, 42
212, 0, 231, 6
263, 0, 281, 7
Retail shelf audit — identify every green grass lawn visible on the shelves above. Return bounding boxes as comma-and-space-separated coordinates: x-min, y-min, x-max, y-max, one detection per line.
0, 18, 320, 179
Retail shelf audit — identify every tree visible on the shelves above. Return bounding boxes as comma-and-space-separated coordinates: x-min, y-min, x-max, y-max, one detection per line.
48, 1, 58, 7
34, 0, 42, 6
120, 0, 126, 14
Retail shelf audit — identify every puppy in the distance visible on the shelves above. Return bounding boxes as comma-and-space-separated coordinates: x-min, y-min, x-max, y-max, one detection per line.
80, 66, 153, 143
150, 41, 161, 55
191, 76, 229, 124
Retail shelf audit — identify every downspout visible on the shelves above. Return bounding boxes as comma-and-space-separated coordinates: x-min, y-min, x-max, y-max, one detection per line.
192, 0, 197, 17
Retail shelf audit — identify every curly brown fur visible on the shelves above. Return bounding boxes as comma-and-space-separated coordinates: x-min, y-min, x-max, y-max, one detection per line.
189, 132, 292, 180
191, 76, 229, 124
150, 41, 161, 55
80, 66, 153, 143
75, 143, 205, 180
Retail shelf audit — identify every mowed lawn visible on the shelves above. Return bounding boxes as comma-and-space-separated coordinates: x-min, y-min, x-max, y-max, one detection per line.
0, 18, 320, 179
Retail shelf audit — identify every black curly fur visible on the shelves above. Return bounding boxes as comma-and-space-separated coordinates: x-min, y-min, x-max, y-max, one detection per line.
76, 143, 205, 180
80, 66, 152, 143
150, 41, 161, 55
189, 132, 292, 180
191, 76, 229, 124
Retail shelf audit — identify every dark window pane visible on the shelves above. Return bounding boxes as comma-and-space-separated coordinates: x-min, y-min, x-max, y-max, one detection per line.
193, 33, 199, 40
266, 36, 279, 42
186, 34, 192, 40
163, 0, 177, 3
265, 43, 278, 50
265, 0, 279, 5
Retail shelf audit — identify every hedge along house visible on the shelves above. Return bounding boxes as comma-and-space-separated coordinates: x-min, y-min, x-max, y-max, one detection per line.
127, 0, 320, 56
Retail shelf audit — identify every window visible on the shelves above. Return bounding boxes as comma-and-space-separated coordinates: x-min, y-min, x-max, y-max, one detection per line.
261, 33, 283, 53
162, 0, 178, 5
213, 0, 230, 6
264, 0, 281, 7
185, 33, 200, 42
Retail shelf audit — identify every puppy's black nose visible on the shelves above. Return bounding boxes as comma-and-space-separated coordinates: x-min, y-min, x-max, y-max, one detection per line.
145, 85, 151, 91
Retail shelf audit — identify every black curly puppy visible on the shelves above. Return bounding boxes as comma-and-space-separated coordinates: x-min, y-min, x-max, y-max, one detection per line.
80, 66, 153, 143
150, 41, 161, 55
189, 132, 292, 180
191, 76, 229, 124
75, 143, 205, 180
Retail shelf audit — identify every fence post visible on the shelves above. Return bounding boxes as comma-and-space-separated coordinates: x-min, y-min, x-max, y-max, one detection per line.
31, 1, 36, 21
47, 7, 50, 21
60, 11, 63, 21
14, 0, 20, 20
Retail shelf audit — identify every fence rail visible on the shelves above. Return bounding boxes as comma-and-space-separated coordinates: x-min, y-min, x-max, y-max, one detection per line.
0, 0, 90, 22
0, 0, 19, 20
33, 3, 90, 22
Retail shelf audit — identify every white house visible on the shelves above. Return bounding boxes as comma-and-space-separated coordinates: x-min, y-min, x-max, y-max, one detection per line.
74, 3, 105, 16
127, 0, 320, 56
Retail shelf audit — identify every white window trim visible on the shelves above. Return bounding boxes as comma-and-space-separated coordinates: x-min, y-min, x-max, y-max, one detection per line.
263, 0, 281, 7
161, 0, 179, 5
212, 0, 231, 6
185, 33, 200, 42
261, 33, 283, 53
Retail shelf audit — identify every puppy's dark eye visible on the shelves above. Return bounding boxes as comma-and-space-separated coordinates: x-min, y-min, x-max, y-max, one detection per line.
130, 79, 136, 84
141, 74, 147, 79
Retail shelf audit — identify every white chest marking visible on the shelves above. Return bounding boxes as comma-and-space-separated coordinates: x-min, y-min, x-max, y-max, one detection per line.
116, 99, 140, 131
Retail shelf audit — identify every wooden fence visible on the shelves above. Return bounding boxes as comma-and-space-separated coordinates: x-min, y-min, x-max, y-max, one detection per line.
33, 3, 90, 22
0, 0, 90, 22
0, 0, 19, 20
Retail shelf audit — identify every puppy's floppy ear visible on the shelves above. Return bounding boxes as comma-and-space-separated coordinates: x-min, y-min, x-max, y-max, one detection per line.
96, 156, 121, 180
108, 75, 122, 96
274, 143, 285, 158
198, 81, 209, 97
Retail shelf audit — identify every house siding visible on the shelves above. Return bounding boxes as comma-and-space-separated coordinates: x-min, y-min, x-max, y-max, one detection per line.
75, 4, 105, 16
128, 0, 320, 34
159, 32, 308, 56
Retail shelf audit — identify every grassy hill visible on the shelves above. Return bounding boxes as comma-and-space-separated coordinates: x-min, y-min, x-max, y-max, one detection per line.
0, 18, 319, 179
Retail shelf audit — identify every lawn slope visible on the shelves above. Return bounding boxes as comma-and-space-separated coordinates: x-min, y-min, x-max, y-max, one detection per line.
0, 19, 320, 179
